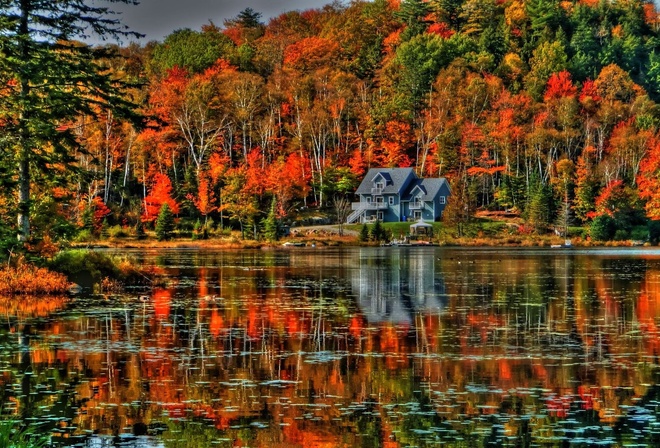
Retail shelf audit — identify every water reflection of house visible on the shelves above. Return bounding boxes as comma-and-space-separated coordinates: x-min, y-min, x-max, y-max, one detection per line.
349, 248, 446, 325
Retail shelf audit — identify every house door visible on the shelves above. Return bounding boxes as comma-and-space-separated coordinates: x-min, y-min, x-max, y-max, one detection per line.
413, 211, 422, 220
377, 211, 384, 221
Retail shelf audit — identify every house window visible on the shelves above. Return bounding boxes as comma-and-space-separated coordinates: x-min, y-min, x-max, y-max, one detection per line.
375, 196, 384, 203
366, 197, 371, 204
375, 182, 384, 190
439, 196, 446, 204
388, 196, 394, 205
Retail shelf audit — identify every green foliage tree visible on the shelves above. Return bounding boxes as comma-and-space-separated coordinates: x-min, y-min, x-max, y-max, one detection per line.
155, 203, 175, 241
392, 33, 472, 113
0, 0, 141, 243
645, 51, 660, 98
396, 0, 432, 41
263, 197, 279, 242
568, 5, 601, 81
370, 220, 388, 242
135, 220, 146, 240
526, 0, 563, 42
236, 8, 263, 29
431, 0, 465, 30
150, 27, 234, 74
524, 40, 569, 99
590, 214, 615, 241
649, 220, 660, 245
359, 223, 370, 242
459, 0, 497, 38
527, 183, 555, 233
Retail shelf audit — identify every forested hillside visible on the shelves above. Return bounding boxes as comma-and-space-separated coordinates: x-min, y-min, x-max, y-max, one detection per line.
3, 0, 660, 249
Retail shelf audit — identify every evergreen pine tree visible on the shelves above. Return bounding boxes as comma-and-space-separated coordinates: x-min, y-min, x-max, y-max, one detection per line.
0, 0, 141, 242
100, 219, 110, 240
263, 198, 279, 242
81, 206, 94, 233
192, 219, 202, 240
155, 203, 175, 241
371, 220, 385, 242
359, 223, 370, 242
135, 220, 146, 240
527, 183, 555, 232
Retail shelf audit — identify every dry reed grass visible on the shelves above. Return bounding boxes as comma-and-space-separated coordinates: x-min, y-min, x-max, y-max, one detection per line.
0, 263, 70, 294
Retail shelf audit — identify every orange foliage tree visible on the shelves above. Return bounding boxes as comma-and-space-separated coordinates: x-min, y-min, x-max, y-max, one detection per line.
637, 138, 660, 220
143, 172, 180, 223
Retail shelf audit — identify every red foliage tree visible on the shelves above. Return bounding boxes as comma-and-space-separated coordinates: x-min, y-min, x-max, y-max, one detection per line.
283, 37, 340, 71
143, 172, 179, 223
188, 172, 216, 220
544, 71, 577, 101
637, 138, 660, 220
427, 22, 454, 38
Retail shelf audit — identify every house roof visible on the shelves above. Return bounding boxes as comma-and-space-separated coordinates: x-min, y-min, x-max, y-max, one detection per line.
410, 220, 433, 229
355, 167, 416, 195
405, 178, 447, 201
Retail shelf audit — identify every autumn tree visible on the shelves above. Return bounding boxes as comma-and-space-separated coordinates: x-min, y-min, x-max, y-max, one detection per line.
0, 0, 141, 242
148, 62, 231, 176
143, 173, 179, 224
221, 168, 260, 240
189, 172, 216, 224
589, 180, 644, 234
637, 138, 660, 220
223, 8, 265, 48
524, 40, 569, 100
442, 178, 471, 237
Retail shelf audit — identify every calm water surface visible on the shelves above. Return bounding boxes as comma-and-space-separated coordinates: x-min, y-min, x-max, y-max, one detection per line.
4, 247, 660, 447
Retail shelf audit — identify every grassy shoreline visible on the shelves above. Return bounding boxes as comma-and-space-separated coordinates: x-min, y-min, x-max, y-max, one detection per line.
69, 233, 654, 250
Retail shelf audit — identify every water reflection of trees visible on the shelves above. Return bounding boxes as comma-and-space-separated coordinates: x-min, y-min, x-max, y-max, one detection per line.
3, 251, 660, 446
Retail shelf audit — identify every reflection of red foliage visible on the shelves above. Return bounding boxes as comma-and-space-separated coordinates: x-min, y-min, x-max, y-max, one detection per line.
349, 315, 364, 338
577, 385, 598, 410
498, 359, 512, 381
247, 304, 259, 339
153, 288, 171, 319
546, 394, 571, 418
209, 310, 224, 337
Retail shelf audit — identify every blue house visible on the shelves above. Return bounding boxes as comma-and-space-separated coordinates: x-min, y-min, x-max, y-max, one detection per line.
347, 168, 450, 223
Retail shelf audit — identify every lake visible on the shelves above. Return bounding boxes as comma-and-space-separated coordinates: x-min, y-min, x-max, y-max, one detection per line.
3, 247, 660, 447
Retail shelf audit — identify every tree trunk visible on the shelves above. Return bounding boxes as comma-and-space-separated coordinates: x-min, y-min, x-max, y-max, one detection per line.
17, 150, 30, 241
17, 0, 30, 242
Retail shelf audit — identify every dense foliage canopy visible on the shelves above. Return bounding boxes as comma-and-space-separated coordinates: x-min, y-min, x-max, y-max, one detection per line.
3, 0, 660, 249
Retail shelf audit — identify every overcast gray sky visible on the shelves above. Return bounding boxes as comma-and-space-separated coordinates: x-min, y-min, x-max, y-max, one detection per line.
110, 0, 337, 44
